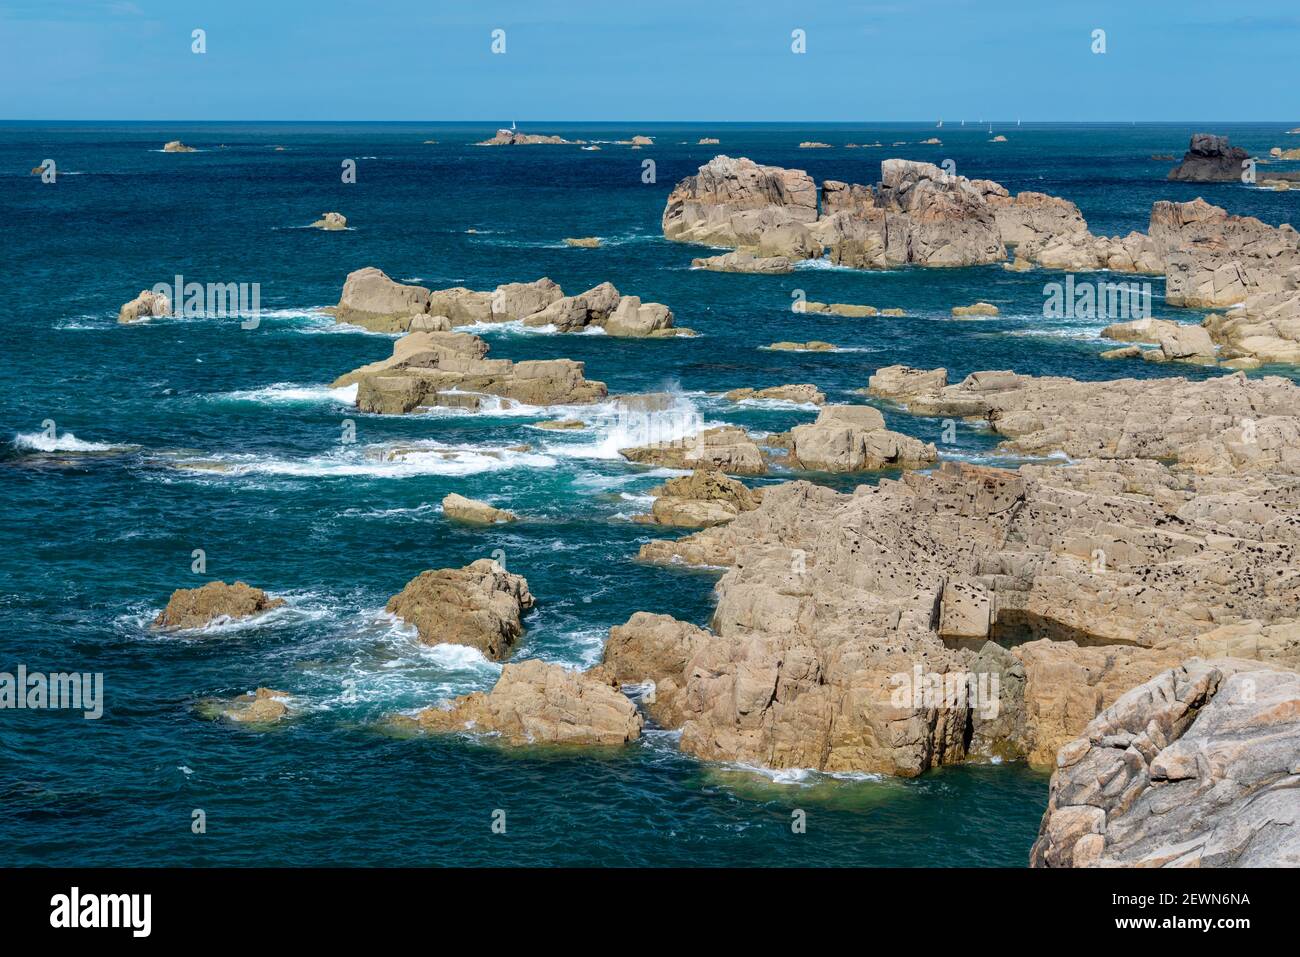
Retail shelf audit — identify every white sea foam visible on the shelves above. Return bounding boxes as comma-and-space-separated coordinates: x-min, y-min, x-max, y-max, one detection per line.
178, 440, 558, 480
213, 382, 359, 406
546, 393, 711, 460
12, 431, 125, 453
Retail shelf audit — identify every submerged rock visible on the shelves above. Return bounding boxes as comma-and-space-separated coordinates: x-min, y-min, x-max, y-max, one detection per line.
385, 559, 534, 660
1031, 660, 1300, 867
766, 340, 836, 351
199, 687, 291, 725
153, 581, 285, 630
404, 659, 642, 745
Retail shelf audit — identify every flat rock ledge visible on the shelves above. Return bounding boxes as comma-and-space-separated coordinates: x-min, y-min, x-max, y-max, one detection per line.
442, 493, 516, 525
385, 559, 534, 661
1031, 659, 1299, 868
153, 581, 285, 630
197, 687, 291, 725
399, 659, 643, 746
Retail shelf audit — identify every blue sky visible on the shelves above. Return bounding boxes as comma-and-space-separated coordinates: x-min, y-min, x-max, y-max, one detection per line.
2, 0, 1297, 121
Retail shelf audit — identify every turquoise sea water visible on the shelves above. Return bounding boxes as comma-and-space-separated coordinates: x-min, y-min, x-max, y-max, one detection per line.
2, 122, 1296, 867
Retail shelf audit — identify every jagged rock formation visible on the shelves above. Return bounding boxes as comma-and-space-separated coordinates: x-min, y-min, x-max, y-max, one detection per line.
153, 581, 285, 630
773, 405, 938, 472
1031, 660, 1299, 867
475, 130, 582, 146
401, 659, 643, 745
385, 559, 534, 661
1167, 133, 1252, 182
162, 140, 195, 152
311, 211, 347, 230
634, 470, 762, 528
118, 289, 172, 324
330, 268, 687, 337
331, 329, 606, 414
622, 368, 1300, 777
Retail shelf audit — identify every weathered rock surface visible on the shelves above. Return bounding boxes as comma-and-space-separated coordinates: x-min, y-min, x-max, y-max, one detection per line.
766, 340, 837, 352
311, 211, 347, 230
153, 581, 285, 630
629, 388, 1300, 777
564, 237, 600, 247
866, 364, 948, 398
877, 367, 1300, 474
162, 140, 195, 153
331, 329, 606, 414
952, 302, 1000, 317
385, 559, 534, 660
621, 426, 768, 475
405, 659, 642, 745
637, 470, 761, 528
1031, 660, 1300, 867
778, 405, 938, 472
200, 687, 291, 724
475, 130, 581, 146
691, 250, 793, 274
722, 383, 826, 406
442, 493, 516, 525
118, 289, 172, 324
1167, 133, 1252, 183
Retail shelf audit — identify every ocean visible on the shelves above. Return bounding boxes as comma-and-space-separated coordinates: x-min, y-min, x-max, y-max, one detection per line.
1, 121, 1295, 866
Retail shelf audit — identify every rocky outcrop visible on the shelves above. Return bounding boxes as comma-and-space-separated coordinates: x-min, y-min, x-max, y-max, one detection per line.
442, 493, 516, 525
153, 581, 285, 630
199, 687, 291, 724
766, 340, 837, 352
1203, 290, 1300, 365
118, 289, 172, 324
385, 559, 534, 660
776, 405, 938, 472
866, 364, 948, 398
564, 237, 600, 247
952, 302, 999, 317
1031, 660, 1299, 867
637, 470, 761, 528
475, 130, 581, 146
403, 659, 642, 745
801, 301, 879, 317
311, 211, 347, 230
875, 367, 1300, 474
662, 155, 820, 257
331, 329, 607, 414
603, 613, 714, 728
723, 384, 826, 405
162, 140, 195, 153
620, 426, 768, 475
1167, 133, 1252, 182
691, 251, 793, 274
632, 446, 1300, 776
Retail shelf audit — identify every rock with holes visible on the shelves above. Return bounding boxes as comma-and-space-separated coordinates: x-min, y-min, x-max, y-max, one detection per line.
1031, 659, 1300, 867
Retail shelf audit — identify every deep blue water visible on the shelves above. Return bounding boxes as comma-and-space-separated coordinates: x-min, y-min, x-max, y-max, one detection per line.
2, 122, 1296, 866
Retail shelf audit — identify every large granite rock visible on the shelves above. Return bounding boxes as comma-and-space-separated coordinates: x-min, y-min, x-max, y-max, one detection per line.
153, 581, 285, 630
385, 559, 534, 660
629, 407, 1300, 777
1167, 133, 1252, 183
442, 493, 516, 525
1031, 659, 1300, 867
780, 405, 938, 472
118, 289, 172, 324
639, 469, 761, 528
878, 367, 1300, 474
620, 426, 768, 475
405, 659, 643, 745
331, 330, 607, 413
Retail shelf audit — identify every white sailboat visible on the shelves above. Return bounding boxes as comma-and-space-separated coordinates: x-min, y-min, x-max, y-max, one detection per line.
937, 118, 943, 128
